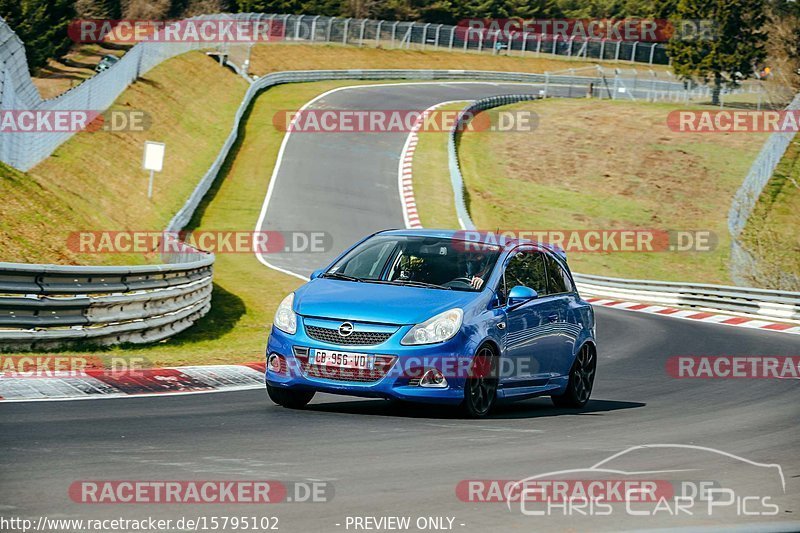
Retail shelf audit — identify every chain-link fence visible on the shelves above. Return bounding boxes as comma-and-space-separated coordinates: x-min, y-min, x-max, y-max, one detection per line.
728, 93, 800, 289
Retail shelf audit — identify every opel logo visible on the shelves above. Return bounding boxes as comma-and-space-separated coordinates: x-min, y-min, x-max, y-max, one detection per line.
338, 322, 354, 337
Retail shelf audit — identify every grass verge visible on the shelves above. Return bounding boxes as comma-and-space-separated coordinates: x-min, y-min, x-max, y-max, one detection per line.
1, 52, 248, 265
739, 135, 800, 289
412, 98, 769, 284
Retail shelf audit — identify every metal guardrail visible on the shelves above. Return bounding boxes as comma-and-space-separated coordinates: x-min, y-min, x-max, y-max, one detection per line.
446, 94, 800, 322
0, 237, 214, 351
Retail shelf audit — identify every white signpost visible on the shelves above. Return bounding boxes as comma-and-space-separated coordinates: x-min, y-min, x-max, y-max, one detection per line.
142, 141, 165, 199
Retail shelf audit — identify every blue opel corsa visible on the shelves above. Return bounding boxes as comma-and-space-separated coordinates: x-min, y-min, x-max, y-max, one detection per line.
266, 229, 597, 417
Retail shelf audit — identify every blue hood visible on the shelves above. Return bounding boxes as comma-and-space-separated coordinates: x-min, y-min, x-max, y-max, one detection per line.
294, 278, 480, 325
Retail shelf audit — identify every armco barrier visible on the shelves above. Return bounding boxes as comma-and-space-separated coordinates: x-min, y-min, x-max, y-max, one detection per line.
0, 238, 213, 351
446, 94, 800, 323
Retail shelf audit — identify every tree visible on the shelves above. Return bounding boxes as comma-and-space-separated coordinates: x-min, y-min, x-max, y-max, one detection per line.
1, 0, 75, 73
668, 0, 768, 105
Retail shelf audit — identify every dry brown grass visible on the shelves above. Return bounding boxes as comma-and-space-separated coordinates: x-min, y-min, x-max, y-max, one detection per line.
247, 43, 671, 77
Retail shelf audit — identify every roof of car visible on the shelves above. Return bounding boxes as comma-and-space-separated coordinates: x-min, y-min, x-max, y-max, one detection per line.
378, 228, 567, 260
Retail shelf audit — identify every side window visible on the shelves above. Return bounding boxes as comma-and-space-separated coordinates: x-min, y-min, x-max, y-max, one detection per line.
504, 250, 548, 295
544, 254, 574, 294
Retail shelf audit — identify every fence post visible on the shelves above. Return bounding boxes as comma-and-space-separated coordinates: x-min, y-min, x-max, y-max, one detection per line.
310, 16, 319, 42
391, 21, 398, 48
294, 15, 302, 40
421, 23, 430, 49
615, 41, 621, 61
630, 41, 638, 62
435, 24, 442, 50
342, 18, 350, 44
600, 38, 606, 59
649, 43, 656, 65
449, 27, 455, 50
375, 20, 382, 46
521, 32, 528, 56
358, 19, 366, 47
544, 72, 549, 97
326, 17, 335, 42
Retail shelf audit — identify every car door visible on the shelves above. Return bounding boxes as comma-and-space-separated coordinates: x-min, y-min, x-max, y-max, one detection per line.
542, 252, 582, 378
500, 247, 562, 387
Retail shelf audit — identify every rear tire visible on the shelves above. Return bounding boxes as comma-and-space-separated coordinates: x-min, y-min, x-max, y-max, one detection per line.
267, 383, 315, 409
461, 344, 499, 418
551, 344, 596, 408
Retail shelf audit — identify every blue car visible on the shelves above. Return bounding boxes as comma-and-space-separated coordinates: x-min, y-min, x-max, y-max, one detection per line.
266, 229, 596, 417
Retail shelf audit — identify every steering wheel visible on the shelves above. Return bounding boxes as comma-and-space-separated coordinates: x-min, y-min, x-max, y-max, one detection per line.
451, 276, 473, 284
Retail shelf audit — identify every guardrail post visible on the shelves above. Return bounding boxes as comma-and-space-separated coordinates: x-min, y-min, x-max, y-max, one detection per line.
544, 72, 549, 97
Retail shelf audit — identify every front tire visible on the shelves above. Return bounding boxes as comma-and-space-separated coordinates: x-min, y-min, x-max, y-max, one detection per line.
551, 344, 596, 408
461, 344, 499, 418
267, 383, 315, 409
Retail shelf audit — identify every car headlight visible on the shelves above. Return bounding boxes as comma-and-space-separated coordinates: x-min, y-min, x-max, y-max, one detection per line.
273, 293, 297, 334
401, 308, 463, 345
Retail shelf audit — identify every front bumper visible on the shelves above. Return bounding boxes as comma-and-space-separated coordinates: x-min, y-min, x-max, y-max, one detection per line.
266, 322, 477, 405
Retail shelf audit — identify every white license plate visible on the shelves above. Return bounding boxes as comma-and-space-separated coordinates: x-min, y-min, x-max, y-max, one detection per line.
310, 349, 374, 370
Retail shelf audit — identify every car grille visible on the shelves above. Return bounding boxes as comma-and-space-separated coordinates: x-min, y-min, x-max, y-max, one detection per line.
305, 324, 394, 346
293, 347, 397, 383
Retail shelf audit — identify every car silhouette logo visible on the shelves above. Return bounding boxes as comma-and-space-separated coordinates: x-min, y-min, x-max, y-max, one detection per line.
338, 322, 354, 337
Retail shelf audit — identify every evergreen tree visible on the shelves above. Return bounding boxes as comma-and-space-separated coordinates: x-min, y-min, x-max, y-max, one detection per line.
668, 0, 768, 104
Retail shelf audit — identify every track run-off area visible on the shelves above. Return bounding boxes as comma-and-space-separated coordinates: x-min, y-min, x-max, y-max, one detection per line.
1, 82, 799, 532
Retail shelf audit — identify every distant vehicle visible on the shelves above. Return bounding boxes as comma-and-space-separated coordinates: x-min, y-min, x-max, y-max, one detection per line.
265, 229, 597, 418
95, 55, 119, 73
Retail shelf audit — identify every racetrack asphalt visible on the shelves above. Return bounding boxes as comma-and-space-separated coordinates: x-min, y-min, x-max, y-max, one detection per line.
1, 82, 798, 532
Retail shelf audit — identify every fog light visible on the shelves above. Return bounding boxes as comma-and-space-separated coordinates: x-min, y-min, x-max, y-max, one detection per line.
268, 353, 284, 374
419, 368, 447, 388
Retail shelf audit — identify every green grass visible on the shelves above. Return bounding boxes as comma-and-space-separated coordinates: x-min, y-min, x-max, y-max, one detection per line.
412, 102, 467, 229
411, 98, 769, 283
739, 136, 800, 289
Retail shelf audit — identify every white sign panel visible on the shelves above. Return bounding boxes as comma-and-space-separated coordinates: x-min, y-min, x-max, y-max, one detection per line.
142, 141, 165, 172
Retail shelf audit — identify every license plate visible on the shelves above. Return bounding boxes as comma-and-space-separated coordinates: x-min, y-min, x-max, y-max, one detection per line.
310, 349, 374, 370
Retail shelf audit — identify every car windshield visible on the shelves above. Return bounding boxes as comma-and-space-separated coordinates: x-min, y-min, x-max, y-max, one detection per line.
325, 235, 502, 291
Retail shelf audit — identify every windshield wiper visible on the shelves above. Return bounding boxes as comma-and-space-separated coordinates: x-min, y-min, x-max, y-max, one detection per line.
368, 279, 452, 290
321, 272, 362, 282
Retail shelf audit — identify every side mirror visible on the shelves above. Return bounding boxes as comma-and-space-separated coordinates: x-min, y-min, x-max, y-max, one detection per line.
310, 269, 325, 280
507, 285, 538, 308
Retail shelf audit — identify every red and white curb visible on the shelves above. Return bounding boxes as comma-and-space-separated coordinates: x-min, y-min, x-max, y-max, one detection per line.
0, 362, 266, 402
586, 297, 800, 335
398, 100, 468, 229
